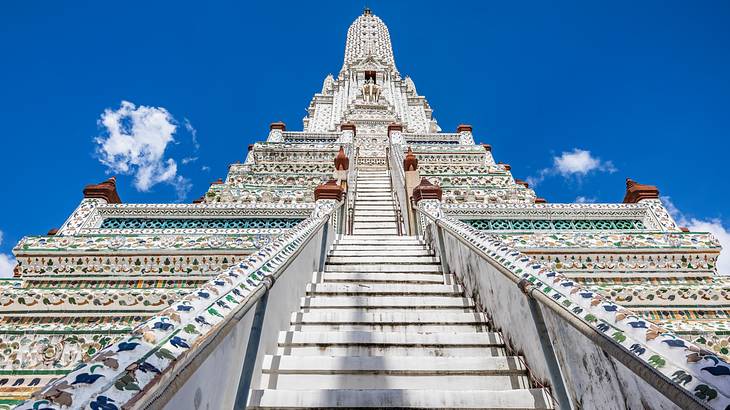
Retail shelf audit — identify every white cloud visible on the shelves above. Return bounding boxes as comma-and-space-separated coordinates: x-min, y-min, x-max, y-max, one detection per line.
201, 165, 211, 172
0, 231, 16, 278
528, 148, 616, 187
554, 149, 615, 176
662, 196, 730, 275
0, 254, 15, 278
575, 196, 596, 203
184, 118, 200, 150
181, 157, 198, 165
94, 101, 191, 200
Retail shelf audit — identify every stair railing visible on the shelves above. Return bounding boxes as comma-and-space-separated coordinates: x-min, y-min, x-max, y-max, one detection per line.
346, 146, 359, 235
415, 201, 721, 410
16, 200, 345, 410
386, 145, 408, 236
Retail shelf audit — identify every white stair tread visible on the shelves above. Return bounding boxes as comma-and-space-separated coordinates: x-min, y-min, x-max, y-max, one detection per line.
352, 222, 398, 229
301, 296, 474, 309
320, 272, 444, 284
262, 355, 526, 373
330, 250, 433, 256
277, 331, 503, 346
306, 283, 460, 295
291, 310, 488, 325
248, 389, 554, 409
336, 235, 418, 243
325, 265, 441, 273
327, 256, 438, 264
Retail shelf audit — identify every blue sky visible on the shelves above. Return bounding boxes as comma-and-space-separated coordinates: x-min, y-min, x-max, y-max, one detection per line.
1, 1, 729, 274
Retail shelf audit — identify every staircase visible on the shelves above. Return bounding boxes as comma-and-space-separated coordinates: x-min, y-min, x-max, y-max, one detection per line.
352, 167, 399, 236
248, 167, 554, 409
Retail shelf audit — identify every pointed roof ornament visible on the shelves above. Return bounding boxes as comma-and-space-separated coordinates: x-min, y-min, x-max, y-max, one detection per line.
334, 146, 349, 171
83, 176, 121, 204
403, 147, 418, 171
623, 178, 659, 203
364, 6, 372, 15
314, 179, 344, 201
412, 177, 442, 204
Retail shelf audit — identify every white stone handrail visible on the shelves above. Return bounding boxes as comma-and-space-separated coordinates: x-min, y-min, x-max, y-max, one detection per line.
15, 200, 342, 410
416, 199, 730, 409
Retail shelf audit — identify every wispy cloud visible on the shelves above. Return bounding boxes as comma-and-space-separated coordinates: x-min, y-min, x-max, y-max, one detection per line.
575, 196, 596, 203
527, 148, 616, 187
201, 165, 211, 172
0, 231, 16, 278
94, 101, 192, 201
184, 118, 200, 150
181, 157, 198, 165
662, 196, 730, 274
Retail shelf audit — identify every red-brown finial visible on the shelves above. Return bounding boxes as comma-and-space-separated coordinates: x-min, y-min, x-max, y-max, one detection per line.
403, 147, 418, 171
412, 177, 442, 204
623, 178, 659, 203
269, 121, 286, 131
457, 124, 473, 133
83, 177, 122, 204
515, 179, 529, 188
334, 146, 349, 171
314, 179, 344, 201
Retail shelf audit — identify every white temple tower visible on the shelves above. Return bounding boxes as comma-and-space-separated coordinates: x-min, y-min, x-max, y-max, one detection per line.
9, 9, 730, 410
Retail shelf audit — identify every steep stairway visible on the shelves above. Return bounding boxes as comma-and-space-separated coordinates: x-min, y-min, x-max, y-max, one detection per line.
248, 166, 554, 409
351, 167, 400, 236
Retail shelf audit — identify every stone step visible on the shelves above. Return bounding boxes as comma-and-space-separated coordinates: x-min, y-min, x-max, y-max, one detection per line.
300, 296, 473, 309
348, 216, 397, 222
329, 249, 433, 256
351, 229, 400, 236
354, 204, 394, 208
354, 205, 395, 210
320, 272, 445, 284
291, 310, 489, 327
277, 331, 503, 346
356, 195, 392, 200
333, 245, 426, 253
259, 355, 530, 390
325, 264, 440, 273
353, 210, 396, 216
306, 283, 460, 296
327, 255, 439, 264
248, 389, 555, 409
352, 214, 396, 220
351, 222, 398, 230
355, 200, 393, 204
335, 235, 420, 241
332, 243, 425, 250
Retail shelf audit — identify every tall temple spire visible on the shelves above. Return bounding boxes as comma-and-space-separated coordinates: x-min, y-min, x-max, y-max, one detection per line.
342, 9, 397, 72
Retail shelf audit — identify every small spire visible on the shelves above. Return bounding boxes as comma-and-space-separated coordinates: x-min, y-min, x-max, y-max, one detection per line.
363, 7, 372, 16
